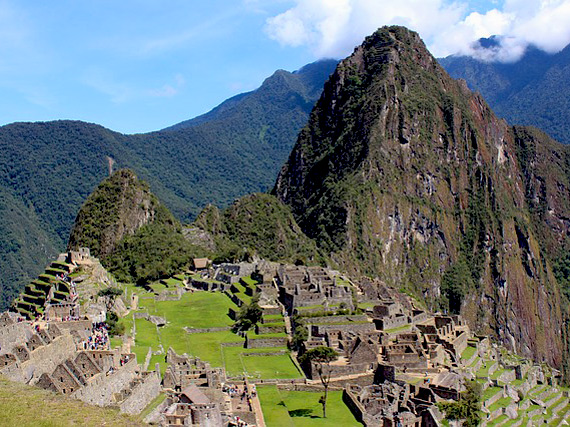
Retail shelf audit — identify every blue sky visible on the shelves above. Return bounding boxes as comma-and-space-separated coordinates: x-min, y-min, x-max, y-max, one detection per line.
0, 0, 568, 134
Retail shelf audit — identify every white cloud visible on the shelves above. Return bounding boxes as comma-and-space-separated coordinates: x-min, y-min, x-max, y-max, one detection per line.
265, 0, 570, 62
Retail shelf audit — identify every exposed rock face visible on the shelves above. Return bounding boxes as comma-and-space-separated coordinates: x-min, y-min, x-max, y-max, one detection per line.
67, 169, 165, 259
274, 26, 568, 368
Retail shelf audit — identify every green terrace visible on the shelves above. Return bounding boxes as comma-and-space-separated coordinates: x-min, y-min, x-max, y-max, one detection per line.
122, 285, 301, 380
262, 314, 284, 323
257, 385, 360, 426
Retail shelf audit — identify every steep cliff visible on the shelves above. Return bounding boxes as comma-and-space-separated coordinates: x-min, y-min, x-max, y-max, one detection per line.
274, 26, 569, 368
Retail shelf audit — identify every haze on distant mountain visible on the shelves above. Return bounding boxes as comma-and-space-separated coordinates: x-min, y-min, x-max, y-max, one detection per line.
440, 39, 570, 145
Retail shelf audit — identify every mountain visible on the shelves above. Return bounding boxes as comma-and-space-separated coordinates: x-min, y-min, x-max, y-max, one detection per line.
192, 193, 323, 265
67, 169, 172, 259
274, 26, 570, 372
0, 60, 337, 309
69, 169, 206, 285
440, 41, 570, 145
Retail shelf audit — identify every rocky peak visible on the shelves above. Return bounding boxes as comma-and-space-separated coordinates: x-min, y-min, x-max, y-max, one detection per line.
67, 169, 168, 259
274, 26, 567, 370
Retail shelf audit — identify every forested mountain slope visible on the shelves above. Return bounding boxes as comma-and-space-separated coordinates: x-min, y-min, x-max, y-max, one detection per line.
440, 40, 570, 145
0, 60, 337, 309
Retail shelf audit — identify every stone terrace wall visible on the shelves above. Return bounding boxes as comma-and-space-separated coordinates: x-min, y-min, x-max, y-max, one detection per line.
120, 371, 161, 415
0, 322, 32, 355
72, 358, 138, 406
17, 333, 77, 384
245, 336, 287, 349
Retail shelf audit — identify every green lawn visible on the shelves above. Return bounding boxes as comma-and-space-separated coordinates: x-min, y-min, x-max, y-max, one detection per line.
151, 291, 236, 329
109, 337, 123, 349
125, 289, 304, 378
222, 346, 303, 379
257, 385, 361, 426
461, 346, 476, 360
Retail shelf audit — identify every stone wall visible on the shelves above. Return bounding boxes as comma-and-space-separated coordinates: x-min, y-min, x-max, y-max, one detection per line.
20, 333, 77, 384
305, 315, 368, 324
343, 388, 365, 425
119, 371, 161, 415
310, 322, 375, 337
245, 336, 287, 349
71, 357, 138, 406
0, 321, 31, 354
308, 361, 373, 379
375, 314, 409, 330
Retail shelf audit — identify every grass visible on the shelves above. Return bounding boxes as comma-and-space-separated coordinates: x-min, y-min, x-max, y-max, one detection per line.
222, 346, 303, 379
109, 337, 123, 349
488, 396, 512, 412
384, 324, 412, 333
460, 345, 476, 360
125, 289, 303, 379
250, 332, 288, 339
138, 392, 166, 421
183, 331, 242, 367
151, 291, 236, 329
241, 276, 258, 287
148, 354, 167, 375
257, 385, 361, 427
483, 386, 503, 402
357, 302, 377, 310
0, 376, 143, 426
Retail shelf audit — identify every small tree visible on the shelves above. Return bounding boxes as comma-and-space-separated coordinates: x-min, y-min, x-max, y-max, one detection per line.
232, 294, 263, 333
437, 380, 482, 426
299, 346, 338, 418
97, 287, 123, 313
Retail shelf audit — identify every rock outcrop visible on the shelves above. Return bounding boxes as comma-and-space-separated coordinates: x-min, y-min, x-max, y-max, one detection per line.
274, 26, 569, 369
67, 169, 171, 259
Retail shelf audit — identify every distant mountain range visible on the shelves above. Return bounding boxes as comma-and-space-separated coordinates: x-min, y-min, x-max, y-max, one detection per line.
0, 59, 338, 309
440, 39, 570, 145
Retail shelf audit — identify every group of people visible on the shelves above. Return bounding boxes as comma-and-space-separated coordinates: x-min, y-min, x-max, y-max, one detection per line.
230, 416, 252, 427
120, 354, 130, 366
83, 322, 109, 350
223, 383, 256, 413
61, 315, 80, 322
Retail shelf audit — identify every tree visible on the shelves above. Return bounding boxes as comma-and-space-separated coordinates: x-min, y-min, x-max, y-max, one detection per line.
299, 346, 338, 418
437, 380, 482, 426
97, 287, 123, 313
291, 318, 308, 351
232, 294, 263, 333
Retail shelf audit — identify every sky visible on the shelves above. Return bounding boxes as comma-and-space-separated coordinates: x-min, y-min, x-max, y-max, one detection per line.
0, 0, 569, 134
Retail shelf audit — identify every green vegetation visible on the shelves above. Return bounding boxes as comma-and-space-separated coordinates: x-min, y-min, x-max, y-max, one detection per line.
441, 45, 570, 145
127, 288, 300, 379
0, 59, 338, 309
232, 294, 263, 333
222, 347, 302, 379
0, 376, 143, 426
299, 347, 339, 418
257, 385, 360, 426
437, 380, 482, 426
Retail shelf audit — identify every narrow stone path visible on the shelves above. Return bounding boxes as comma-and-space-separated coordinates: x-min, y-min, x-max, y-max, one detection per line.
251, 391, 266, 427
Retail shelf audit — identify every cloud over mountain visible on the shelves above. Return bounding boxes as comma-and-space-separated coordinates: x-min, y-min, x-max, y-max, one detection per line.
265, 0, 570, 62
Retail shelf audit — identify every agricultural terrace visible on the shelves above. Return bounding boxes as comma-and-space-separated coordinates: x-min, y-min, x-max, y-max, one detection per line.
257, 385, 361, 427
117, 281, 302, 380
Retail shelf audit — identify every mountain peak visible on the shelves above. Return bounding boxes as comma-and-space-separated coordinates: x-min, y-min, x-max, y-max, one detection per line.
274, 26, 566, 369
